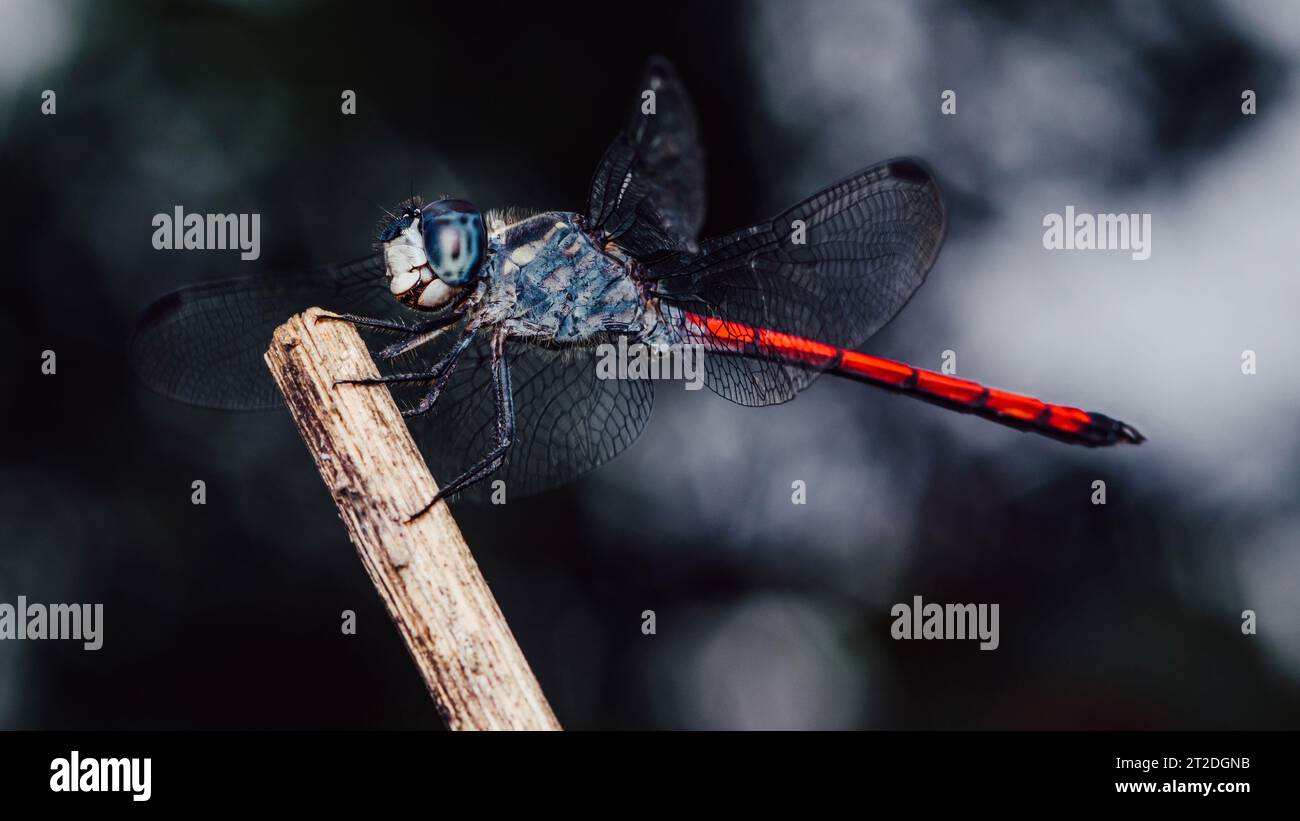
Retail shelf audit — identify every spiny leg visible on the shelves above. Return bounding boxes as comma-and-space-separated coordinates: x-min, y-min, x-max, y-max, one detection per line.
317, 304, 465, 339
376, 321, 456, 361
314, 311, 431, 334
336, 321, 480, 388
401, 325, 480, 417
407, 332, 514, 521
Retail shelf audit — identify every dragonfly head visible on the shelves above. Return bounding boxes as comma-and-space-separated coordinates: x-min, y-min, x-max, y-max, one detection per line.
378, 197, 487, 311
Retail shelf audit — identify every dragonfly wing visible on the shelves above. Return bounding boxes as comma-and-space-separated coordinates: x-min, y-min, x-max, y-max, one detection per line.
398, 339, 654, 501
586, 56, 705, 258
647, 159, 946, 406
133, 257, 652, 499
130, 255, 402, 409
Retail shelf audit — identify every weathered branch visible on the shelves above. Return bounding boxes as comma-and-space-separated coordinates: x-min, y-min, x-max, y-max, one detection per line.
264, 307, 561, 731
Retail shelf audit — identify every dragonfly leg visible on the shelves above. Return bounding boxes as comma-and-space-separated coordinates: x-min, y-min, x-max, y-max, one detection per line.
407, 332, 514, 520
336, 322, 479, 388
374, 321, 457, 361
317, 304, 465, 341
400, 326, 481, 418
314, 312, 424, 334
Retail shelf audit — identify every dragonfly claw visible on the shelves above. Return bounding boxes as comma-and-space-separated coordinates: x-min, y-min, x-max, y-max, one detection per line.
404, 490, 446, 523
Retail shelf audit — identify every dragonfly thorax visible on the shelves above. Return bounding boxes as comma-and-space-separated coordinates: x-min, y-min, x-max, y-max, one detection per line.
483, 211, 647, 344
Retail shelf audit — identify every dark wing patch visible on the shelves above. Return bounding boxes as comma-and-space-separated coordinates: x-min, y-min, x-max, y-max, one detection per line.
586, 56, 705, 259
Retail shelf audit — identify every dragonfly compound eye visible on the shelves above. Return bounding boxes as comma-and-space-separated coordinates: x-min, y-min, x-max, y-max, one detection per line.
421, 199, 485, 286
379, 204, 461, 311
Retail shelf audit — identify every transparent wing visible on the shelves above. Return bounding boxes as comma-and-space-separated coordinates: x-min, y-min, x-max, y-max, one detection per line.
390, 338, 654, 501
648, 159, 947, 406
586, 56, 705, 258
129, 255, 402, 409
132, 259, 652, 500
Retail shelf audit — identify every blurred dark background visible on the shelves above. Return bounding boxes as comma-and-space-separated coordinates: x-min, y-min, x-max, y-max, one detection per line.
2, 0, 1298, 729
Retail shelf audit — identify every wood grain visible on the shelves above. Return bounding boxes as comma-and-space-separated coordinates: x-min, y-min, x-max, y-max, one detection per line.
264, 307, 561, 731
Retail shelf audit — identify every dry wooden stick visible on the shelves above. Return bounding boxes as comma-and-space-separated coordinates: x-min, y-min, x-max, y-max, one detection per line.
264, 307, 561, 731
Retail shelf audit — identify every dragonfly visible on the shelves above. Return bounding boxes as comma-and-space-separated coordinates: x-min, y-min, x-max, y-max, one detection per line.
131, 57, 1143, 519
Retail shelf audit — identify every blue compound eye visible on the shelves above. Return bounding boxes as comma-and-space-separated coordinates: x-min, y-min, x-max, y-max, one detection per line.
421, 199, 485, 285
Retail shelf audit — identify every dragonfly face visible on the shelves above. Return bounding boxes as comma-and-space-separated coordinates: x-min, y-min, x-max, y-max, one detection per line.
380, 198, 486, 311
